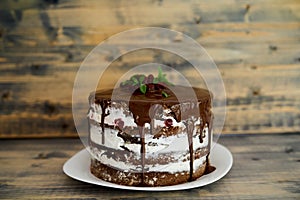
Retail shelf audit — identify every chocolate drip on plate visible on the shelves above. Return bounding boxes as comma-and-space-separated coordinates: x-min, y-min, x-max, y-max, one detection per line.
204, 154, 216, 175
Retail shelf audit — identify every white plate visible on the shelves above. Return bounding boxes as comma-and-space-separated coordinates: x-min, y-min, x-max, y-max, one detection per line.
63, 143, 232, 191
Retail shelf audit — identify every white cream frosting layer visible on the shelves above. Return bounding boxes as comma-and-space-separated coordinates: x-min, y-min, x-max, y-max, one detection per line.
88, 102, 210, 173
88, 103, 137, 127
90, 124, 209, 158
87, 102, 187, 129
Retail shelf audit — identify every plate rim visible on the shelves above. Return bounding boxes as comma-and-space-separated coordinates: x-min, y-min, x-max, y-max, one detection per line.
63, 143, 233, 191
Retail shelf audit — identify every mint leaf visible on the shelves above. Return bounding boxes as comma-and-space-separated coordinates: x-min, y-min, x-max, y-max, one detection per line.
162, 91, 169, 98
140, 84, 147, 94
158, 66, 163, 79
157, 67, 166, 82
157, 66, 173, 85
131, 76, 139, 84
139, 76, 145, 84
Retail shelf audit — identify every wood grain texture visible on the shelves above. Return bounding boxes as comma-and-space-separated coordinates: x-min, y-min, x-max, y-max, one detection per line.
0, 0, 299, 137
0, 134, 299, 199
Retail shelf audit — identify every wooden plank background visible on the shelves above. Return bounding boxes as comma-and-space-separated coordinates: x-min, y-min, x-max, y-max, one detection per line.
0, 0, 299, 138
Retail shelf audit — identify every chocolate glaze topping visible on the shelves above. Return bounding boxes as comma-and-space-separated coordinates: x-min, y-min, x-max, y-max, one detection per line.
90, 85, 213, 184
92, 85, 212, 125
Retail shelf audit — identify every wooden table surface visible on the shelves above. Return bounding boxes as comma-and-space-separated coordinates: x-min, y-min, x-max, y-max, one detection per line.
0, 133, 299, 200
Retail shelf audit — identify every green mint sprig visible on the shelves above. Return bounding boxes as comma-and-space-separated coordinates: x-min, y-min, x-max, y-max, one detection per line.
140, 83, 147, 94
120, 67, 172, 97
153, 67, 173, 86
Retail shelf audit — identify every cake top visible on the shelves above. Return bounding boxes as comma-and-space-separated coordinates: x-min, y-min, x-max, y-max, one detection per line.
91, 85, 211, 104
91, 67, 211, 103
90, 68, 212, 126
90, 85, 212, 127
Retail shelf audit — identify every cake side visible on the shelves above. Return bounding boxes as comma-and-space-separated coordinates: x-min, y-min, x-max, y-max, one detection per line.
87, 83, 214, 186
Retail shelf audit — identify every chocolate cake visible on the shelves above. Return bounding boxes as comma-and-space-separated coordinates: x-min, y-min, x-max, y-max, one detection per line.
87, 70, 215, 186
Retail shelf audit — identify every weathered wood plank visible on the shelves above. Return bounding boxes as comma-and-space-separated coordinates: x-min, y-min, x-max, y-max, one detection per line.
1, 0, 299, 46
3, 0, 299, 25
3, 22, 300, 46
0, 134, 299, 199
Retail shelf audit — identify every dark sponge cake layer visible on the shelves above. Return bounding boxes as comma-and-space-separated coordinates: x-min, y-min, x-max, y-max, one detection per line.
90, 159, 207, 187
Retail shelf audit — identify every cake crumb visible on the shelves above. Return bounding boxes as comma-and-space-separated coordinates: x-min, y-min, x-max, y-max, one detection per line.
148, 180, 154, 185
